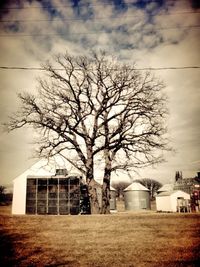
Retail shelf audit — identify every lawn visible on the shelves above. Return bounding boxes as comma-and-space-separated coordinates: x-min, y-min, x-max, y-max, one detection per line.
0, 205, 200, 267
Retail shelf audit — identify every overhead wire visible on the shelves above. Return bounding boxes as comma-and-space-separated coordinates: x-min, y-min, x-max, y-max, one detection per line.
0, 2, 198, 72
0, 1, 199, 37
0, 66, 199, 71
0, 5, 199, 37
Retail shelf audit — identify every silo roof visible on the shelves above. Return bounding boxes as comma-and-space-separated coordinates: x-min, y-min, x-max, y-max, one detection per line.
124, 182, 149, 191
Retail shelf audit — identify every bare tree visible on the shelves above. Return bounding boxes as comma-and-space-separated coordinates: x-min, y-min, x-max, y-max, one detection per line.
134, 178, 162, 200
5, 51, 169, 214
111, 181, 131, 199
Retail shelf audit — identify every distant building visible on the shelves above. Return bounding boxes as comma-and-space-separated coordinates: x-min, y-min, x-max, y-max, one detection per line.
174, 172, 200, 195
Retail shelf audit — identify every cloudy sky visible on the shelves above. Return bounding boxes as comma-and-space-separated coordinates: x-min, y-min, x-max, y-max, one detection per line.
0, 0, 199, 188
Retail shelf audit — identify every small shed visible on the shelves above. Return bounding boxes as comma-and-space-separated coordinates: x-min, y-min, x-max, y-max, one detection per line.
156, 190, 190, 212
124, 182, 150, 211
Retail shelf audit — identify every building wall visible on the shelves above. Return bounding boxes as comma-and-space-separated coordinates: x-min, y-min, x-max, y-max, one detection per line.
12, 176, 27, 215
12, 176, 82, 215
124, 190, 150, 210
25, 177, 81, 215
156, 196, 172, 212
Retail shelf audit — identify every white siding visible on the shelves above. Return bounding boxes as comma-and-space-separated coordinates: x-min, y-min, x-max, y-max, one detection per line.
12, 159, 53, 215
12, 176, 27, 215
156, 195, 172, 211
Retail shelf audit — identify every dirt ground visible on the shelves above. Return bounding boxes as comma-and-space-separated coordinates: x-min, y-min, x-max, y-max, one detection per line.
0, 204, 200, 267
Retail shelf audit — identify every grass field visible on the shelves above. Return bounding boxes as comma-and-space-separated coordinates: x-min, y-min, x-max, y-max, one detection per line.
0, 204, 200, 267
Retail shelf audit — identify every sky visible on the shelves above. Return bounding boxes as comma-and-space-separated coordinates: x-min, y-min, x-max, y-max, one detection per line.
0, 0, 200, 189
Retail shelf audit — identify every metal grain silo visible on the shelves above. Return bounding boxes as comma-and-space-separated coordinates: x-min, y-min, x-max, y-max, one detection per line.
110, 186, 117, 211
124, 182, 150, 211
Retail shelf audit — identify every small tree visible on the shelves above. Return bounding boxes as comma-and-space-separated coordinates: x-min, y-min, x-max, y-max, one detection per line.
134, 178, 162, 200
5, 51, 169, 214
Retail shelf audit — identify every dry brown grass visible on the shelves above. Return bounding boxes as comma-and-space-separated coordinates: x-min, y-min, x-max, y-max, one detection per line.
0, 205, 200, 267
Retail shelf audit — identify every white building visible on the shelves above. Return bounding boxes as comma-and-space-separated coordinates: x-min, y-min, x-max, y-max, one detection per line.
156, 190, 190, 212
12, 156, 118, 215
12, 156, 80, 215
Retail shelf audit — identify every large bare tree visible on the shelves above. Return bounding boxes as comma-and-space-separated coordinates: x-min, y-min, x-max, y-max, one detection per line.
6, 51, 169, 214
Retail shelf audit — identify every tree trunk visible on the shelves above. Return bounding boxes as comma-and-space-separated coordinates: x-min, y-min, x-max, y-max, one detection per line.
101, 172, 111, 214
101, 110, 112, 214
86, 153, 100, 214
101, 148, 112, 214
87, 179, 101, 214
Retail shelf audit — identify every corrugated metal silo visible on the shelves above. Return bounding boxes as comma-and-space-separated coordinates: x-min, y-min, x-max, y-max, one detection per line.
124, 182, 150, 210
110, 186, 117, 210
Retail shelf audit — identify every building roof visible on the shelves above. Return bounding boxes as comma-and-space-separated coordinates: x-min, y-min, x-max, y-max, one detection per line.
27, 173, 82, 179
156, 190, 190, 197
157, 183, 174, 192
124, 182, 149, 191
13, 155, 82, 182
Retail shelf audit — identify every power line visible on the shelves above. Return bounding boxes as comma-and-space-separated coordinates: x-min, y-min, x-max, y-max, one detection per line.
0, 66, 199, 71
0, 66, 45, 70
0, 10, 199, 23
0, 25, 199, 38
